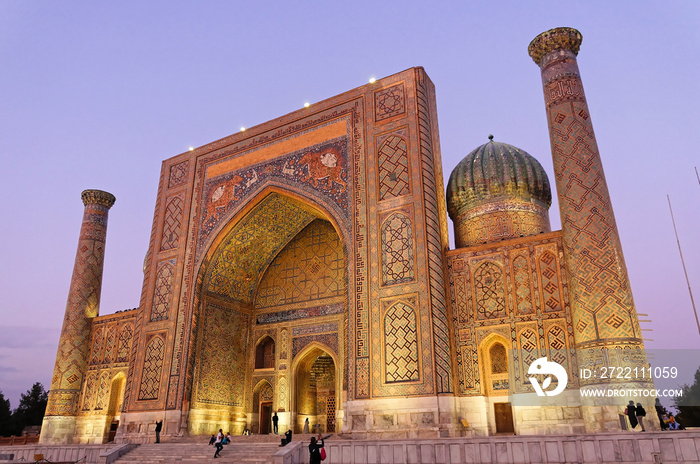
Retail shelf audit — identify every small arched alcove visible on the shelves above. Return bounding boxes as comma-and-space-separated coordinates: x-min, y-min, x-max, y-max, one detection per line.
255, 336, 275, 370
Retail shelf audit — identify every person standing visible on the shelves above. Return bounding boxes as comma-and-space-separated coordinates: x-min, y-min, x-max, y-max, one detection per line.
308, 434, 324, 464
654, 398, 668, 430
625, 401, 638, 430
636, 403, 647, 432
214, 429, 224, 458
272, 412, 279, 434
154, 420, 163, 443
303, 417, 310, 434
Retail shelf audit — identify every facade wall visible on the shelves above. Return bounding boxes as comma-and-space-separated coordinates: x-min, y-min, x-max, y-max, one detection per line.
447, 233, 581, 434
73, 310, 135, 443
52, 32, 652, 442
114, 67, 452, 439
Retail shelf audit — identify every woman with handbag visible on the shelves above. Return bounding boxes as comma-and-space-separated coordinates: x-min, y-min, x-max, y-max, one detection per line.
309, 433, 325, 464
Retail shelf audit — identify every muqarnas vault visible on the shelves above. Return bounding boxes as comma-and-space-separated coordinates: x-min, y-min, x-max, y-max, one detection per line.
41, 27, 655, 444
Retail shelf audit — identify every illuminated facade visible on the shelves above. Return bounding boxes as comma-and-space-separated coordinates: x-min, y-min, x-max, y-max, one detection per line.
41, 28, 654, 444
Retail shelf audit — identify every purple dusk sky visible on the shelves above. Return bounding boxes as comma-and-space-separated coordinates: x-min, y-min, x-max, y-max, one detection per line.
1, 2, 699, 408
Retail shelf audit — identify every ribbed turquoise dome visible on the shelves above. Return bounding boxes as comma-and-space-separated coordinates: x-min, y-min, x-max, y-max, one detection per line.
447, 137, 552, 220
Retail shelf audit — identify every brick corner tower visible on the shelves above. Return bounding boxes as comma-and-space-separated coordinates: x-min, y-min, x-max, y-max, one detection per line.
528, 28, 654, 432
41, 189, 116, 444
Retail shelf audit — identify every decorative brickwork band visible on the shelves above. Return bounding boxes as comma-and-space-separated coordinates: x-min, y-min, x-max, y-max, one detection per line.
45, 190, 115, 419
529, 29, 642, 351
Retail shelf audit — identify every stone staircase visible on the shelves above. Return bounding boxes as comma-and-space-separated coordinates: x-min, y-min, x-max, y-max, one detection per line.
113, 438, 285, 463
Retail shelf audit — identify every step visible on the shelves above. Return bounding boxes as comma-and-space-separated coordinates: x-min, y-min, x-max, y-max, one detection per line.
114, 442, 283, 464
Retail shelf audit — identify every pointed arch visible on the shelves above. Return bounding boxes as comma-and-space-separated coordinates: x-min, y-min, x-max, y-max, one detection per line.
479, 333, 511, 396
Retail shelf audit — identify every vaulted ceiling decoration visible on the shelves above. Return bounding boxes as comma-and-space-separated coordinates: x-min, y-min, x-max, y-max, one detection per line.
205, 193, 324, 302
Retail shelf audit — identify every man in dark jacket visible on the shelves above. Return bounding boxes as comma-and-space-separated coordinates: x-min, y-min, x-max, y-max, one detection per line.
155, 420, 163, 443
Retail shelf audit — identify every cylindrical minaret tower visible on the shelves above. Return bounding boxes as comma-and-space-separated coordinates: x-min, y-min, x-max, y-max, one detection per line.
41, 189, 115, 444
529, 28, 653, 431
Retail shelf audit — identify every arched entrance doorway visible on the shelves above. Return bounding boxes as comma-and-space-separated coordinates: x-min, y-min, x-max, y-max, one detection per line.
188, 189, 347, 436
106, 373, 126, 442
481, 335, 515, 434
252, 380, 274, 434
293, 345, 338, 434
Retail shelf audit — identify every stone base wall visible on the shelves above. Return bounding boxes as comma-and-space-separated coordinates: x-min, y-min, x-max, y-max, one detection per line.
0, 444, 114, 464
316, 431, 700, 464
343, 396, 454, 438
115, 410, 183, 444
73, 415, 113, 444
39, 416, 77, 444
510, 390, 585, 435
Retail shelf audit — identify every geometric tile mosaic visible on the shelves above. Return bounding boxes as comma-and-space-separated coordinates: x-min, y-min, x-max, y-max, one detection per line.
380, 212, 414, 286
205, 193, 319, 303
160, 196, 183, 251
254, 219, 345, 309
539, 251, 561, 312
138, 335, 165, 401
377, 135, 410, 201
474, 262, 506, 320
374, 83, 406, 122
168, 161, 189, 188
384, 302, 419, 383
151, 261, 174, 322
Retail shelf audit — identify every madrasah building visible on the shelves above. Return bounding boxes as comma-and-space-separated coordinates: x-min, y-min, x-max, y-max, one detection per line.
41, 27, 656, 444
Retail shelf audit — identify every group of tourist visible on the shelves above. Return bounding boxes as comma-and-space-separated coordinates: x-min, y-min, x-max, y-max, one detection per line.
624, 401, 647, 431
625, 398, 685, 432
206, 415, 328, 462
208, 429, 232, 458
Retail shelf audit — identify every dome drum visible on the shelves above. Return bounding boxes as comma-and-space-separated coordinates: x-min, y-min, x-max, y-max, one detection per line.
452, 199, 551, 248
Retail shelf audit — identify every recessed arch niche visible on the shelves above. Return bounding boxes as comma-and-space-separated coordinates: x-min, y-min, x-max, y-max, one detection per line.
187, 189, 347, 435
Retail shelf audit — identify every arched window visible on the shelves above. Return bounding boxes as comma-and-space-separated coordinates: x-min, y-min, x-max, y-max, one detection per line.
255, 336, 275, 369
484, 339, 509, 396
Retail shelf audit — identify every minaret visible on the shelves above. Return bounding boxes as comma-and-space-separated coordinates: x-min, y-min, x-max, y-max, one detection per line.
529, 28, 652, 431
41, 189, 115, 443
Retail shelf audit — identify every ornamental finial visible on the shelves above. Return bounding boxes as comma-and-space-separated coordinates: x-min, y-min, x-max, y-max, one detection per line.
81, 189, 116, 208
528, 27, 582, 66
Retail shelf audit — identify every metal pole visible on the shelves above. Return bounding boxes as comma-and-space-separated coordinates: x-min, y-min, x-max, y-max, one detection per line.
667, 195, 700, 336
